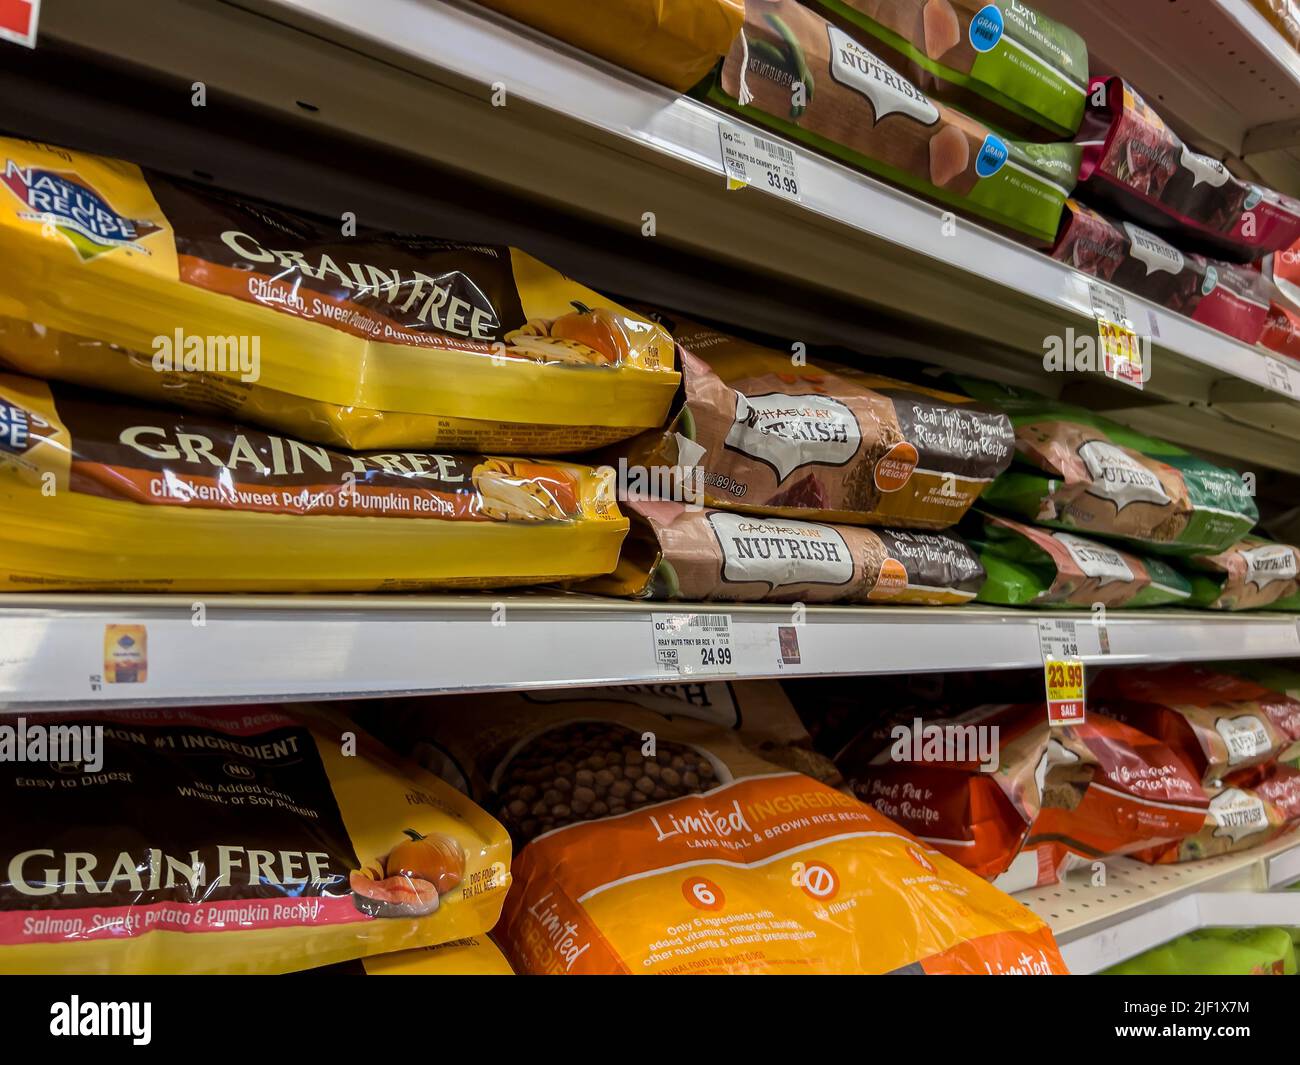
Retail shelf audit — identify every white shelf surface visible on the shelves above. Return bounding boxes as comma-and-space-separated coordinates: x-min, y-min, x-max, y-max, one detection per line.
1, 595, 1297, 710
1020, 832, 1300, 973
28, 0, 1300, 464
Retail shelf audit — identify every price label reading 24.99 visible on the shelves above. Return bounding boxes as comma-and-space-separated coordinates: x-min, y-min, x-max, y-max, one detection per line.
652, 613, 736, 677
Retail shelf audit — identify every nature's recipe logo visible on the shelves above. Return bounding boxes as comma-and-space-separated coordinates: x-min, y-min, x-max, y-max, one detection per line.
2, 161, 161, 260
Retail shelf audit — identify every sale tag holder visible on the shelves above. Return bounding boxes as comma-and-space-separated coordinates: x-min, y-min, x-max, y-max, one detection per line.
1038, 618, 1087, 726
718, 122, 803, 203
1088, 282, 1145, 390
651, 612, 736, 676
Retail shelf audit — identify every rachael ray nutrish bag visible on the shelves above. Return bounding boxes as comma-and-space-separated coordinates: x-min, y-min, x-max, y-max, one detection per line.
0, 373, 626, 592
0, 706, 511, 975
0, 138, 678, 453
622, 312, 1015, 528
1183, 537, 1300, 611
807, 0, 1089, 139
363, 690, 1068, 974
953, 378, 1258, 555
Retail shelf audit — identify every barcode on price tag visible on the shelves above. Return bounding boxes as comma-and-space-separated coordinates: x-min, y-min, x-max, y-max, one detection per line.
1265, 356, 1298, 397
718, 123, 802, 203
1038, 618, 1085, 726
651, 613, 735, 676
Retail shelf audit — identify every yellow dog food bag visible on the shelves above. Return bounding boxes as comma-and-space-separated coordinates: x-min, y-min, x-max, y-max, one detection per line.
323, 935, 516, 975
0, 138, 679, 453
365, 690, 1069, 975
473, 0, 745, 91
0, 372, 626, 592
0, 705, 511, 975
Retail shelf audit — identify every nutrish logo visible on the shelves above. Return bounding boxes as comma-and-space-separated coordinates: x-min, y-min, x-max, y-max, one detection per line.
2, 160, 161, 260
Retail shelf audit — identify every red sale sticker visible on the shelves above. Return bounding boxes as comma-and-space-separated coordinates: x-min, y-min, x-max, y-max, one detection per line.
0, 0, 39, 48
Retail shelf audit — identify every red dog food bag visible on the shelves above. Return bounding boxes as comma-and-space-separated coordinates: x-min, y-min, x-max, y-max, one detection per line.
1092, 664, 1300, 785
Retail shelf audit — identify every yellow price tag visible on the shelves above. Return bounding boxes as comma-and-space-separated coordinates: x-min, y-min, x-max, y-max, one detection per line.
1044, 658, 1085, 726
1097, 318, 1144, 388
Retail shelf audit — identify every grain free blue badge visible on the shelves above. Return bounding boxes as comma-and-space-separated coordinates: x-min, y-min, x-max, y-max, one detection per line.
976, 135, 1009, 178
970, 4, 1004, 52
1202, 265, 1219, 296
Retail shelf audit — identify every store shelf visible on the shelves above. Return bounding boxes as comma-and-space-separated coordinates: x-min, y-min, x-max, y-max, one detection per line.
1020, 832, 1300, 973
0, 595, 1296, 710
1035, 0, 1300, 195
18, 0, 1300, 472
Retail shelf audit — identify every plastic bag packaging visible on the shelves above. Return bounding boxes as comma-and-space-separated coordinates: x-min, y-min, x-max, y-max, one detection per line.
1135, 764, 1300, 865
1251, 0, 1300, 51
472, 0, 744, 91
1051, 199, 1271, 345
1023, 715, 1209, 879
584, 499, 986, 605
313, 935, 515, 975
620, 312, 1015, 527
701, 0, 1080, 243
0, 138, 679, 453
1104, 926, 1298, 976
836, 703, 1099, 885
1183, 537, 1300, 611
1091, 665, 1300, 786
972, 514, 1193, 608
0, 373, 626, 592
1076, 77, 1300, 262
806, 0, 1089, 139
0, 705, 511, 975
362, 689, 1069, 974
952, 378, 1258, 555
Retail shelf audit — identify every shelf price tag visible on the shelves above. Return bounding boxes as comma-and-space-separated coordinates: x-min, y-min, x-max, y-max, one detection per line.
1038, 618, 1085, 726
0, 0, 39, 48
1089, 283, 1144, 390
1264, 355, 1298, 397
718, 123, 802, 203
652, 613, 736, 676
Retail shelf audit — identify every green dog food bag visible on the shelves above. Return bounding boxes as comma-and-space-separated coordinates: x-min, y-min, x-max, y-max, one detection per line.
952, 378, 1258, 555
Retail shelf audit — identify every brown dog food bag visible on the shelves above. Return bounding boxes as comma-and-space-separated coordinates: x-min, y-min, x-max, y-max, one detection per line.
582, 499, 986, 605
621, 313, 1014, 528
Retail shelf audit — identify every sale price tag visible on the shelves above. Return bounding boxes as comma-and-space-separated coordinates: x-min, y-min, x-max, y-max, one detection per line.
652, 613, 736, 676
1089, 283, 1144, 390
1038, 618, 1085, 726
0, 0, 39, 48
718, 123, 802, 203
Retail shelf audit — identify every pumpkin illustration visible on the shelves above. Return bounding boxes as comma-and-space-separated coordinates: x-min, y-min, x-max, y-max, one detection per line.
385, 828, 465, 895
549, 301, 633, 365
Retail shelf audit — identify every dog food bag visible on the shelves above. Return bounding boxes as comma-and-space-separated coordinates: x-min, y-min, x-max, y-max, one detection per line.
1261, 243, 1300, 360
1182, 537, 1300, 611
0, 138, 679, 453
472, 0, 744, 91
365, 690, 1069, 974
972, 514, 1193, 608
1092, 664, 1300, 786
314, 935, 516, 975
1252, 0, 1300, 50
837, 702, 1100, 884
0, 705, 511, 975
1051, 200, 1271, 346
954, 378, 1259, 555
481, 681, 843, 786
1136, 764, 1300, 865
701, 0, 1080, 243
807, 0, 1089, 139
625, 314, 1015, 527
1022, 714, 1209, 880
585, 499, 985, 605
1077, 77, 1300, 262
0, 373, 626, 592
1106, 926, 1298, 977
